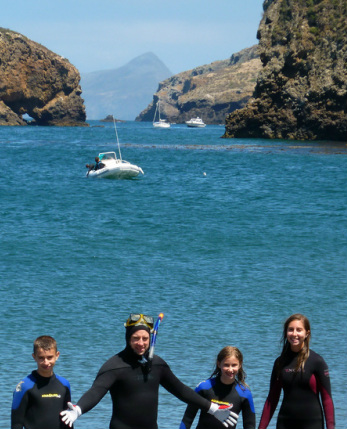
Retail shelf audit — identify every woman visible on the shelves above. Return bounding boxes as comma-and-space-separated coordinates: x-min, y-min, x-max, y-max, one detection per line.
258, 313, 335, 429
180, 346, 256, 429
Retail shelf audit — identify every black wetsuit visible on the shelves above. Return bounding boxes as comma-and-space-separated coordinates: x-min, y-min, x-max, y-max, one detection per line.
258, 349, 335, 429
11, 370, 72, 429
94, 161, 105, 170
180, 376, 256, 429
77, 347, 212, 429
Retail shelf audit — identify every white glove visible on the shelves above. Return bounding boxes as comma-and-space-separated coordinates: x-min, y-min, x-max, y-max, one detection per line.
208, 402, 239, 427
60, 402, 82, 427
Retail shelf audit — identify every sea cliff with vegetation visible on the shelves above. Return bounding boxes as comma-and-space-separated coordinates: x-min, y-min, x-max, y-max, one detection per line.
224, 0, 347, 141
137, 46, 261, 125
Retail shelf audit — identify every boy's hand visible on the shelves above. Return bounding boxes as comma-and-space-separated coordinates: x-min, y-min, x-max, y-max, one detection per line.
60, 402, 82, 427
208, 403, 239, 427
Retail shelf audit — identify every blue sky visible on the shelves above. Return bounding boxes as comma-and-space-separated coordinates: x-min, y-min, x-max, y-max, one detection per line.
3, 0, 264, 74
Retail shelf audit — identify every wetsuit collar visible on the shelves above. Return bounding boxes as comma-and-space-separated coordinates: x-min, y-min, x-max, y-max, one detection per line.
121, 346, 150, 366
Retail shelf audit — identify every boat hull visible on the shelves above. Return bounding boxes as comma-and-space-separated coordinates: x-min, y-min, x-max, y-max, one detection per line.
186, 123, 206, 128
87, 161, 144, 179
153, 121, 170, 128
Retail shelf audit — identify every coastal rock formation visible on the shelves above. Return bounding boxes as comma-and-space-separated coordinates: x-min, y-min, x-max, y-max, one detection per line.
224, 0, 347, 141
0, 28, 86, 126
136, 46, 261, 125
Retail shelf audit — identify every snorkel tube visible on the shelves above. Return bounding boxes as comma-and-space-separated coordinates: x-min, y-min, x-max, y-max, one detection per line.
148, 313, 164, 360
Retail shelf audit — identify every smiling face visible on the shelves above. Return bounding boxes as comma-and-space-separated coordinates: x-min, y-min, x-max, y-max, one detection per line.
286, 319, 309, 352
129, 329, 150, 356
32, 347, 60, 377
218, 355, 241, 385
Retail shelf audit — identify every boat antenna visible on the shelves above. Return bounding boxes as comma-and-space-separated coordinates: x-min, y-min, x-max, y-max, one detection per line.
112, 115, 122, 160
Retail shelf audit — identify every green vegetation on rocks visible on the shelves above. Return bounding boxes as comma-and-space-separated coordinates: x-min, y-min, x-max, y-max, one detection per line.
224, 0, 347, 141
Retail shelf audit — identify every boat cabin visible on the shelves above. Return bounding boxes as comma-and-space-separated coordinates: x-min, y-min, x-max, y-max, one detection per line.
99, 152, 117, 161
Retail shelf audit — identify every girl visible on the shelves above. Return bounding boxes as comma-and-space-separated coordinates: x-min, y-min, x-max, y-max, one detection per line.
180, 346, 255, 429
258, 313, 335, 429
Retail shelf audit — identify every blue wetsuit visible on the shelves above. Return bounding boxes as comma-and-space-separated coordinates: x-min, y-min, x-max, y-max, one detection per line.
258, 349, 335, 429
180, 376, 256, 429
11, 370, 72, 429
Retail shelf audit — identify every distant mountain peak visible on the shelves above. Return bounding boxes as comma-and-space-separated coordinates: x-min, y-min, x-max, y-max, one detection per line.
129, 52, 163, 63
80, 53, 172, 120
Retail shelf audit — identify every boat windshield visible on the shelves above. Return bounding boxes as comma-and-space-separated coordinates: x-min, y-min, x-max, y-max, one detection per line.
99, 152, 117, 161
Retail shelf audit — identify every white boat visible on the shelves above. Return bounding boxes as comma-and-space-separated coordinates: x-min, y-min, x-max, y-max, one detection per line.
87, 152, 144, 179
153, 100, 170, 128
185, 117, 206, 128
86, 117, 144, 179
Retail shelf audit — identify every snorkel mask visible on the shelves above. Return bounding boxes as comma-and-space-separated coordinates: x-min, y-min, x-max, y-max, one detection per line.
124, 313, 154, 332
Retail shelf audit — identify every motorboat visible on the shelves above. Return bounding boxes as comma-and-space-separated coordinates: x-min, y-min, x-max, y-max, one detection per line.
153, 100, 170, 128
87, 152, 144, 179
185, 117, 206, 128
86, 116, 144, 179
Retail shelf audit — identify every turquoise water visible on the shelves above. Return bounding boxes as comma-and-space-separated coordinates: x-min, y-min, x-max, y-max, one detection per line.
1, 122, 346, 428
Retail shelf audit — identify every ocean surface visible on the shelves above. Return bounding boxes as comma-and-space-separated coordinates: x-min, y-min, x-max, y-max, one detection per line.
1, 121, 346, 429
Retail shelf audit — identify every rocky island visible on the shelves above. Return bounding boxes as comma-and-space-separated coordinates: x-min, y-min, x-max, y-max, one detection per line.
0, 28, 86, 126
136, 46, 261, 125
224, 0, 347, 141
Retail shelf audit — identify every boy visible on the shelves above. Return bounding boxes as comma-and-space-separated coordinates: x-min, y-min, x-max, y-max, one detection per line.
12, 336, 72, 429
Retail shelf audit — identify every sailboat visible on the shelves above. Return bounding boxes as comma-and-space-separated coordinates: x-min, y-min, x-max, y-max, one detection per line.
153, 100, 170, 128
86, 117, 144, 179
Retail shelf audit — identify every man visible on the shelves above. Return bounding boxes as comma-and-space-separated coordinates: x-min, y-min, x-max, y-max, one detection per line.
94, 156, 105, 170
61, 313, 238, 429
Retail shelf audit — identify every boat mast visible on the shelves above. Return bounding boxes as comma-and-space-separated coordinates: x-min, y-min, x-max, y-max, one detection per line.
153, 100, 159, 123
112, 115, 122, 161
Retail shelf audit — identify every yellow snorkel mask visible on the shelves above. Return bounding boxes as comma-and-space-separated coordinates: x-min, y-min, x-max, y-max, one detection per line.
124, 313, 154, 332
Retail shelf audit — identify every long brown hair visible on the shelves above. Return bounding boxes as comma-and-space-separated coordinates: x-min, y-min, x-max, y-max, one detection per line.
210, 346, 248, 387
277, 313, 311, 376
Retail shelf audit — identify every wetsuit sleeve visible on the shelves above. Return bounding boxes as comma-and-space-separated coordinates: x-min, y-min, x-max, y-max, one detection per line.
77, 367, 118, 414
240, 388, 256, 429
179, 388, 201, 429
258, 361, 282, 429
315, 357, 335, 429
160, 364, 211, 412
11, 390, 28, 429
11, 376, 35, 429
65, 382, 72, 407
56, 375, 72, 409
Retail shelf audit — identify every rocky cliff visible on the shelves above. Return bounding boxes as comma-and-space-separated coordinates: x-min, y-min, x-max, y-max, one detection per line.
136, 46, 261, 124
0, 28, 86, 126
224, 0, 347, 141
